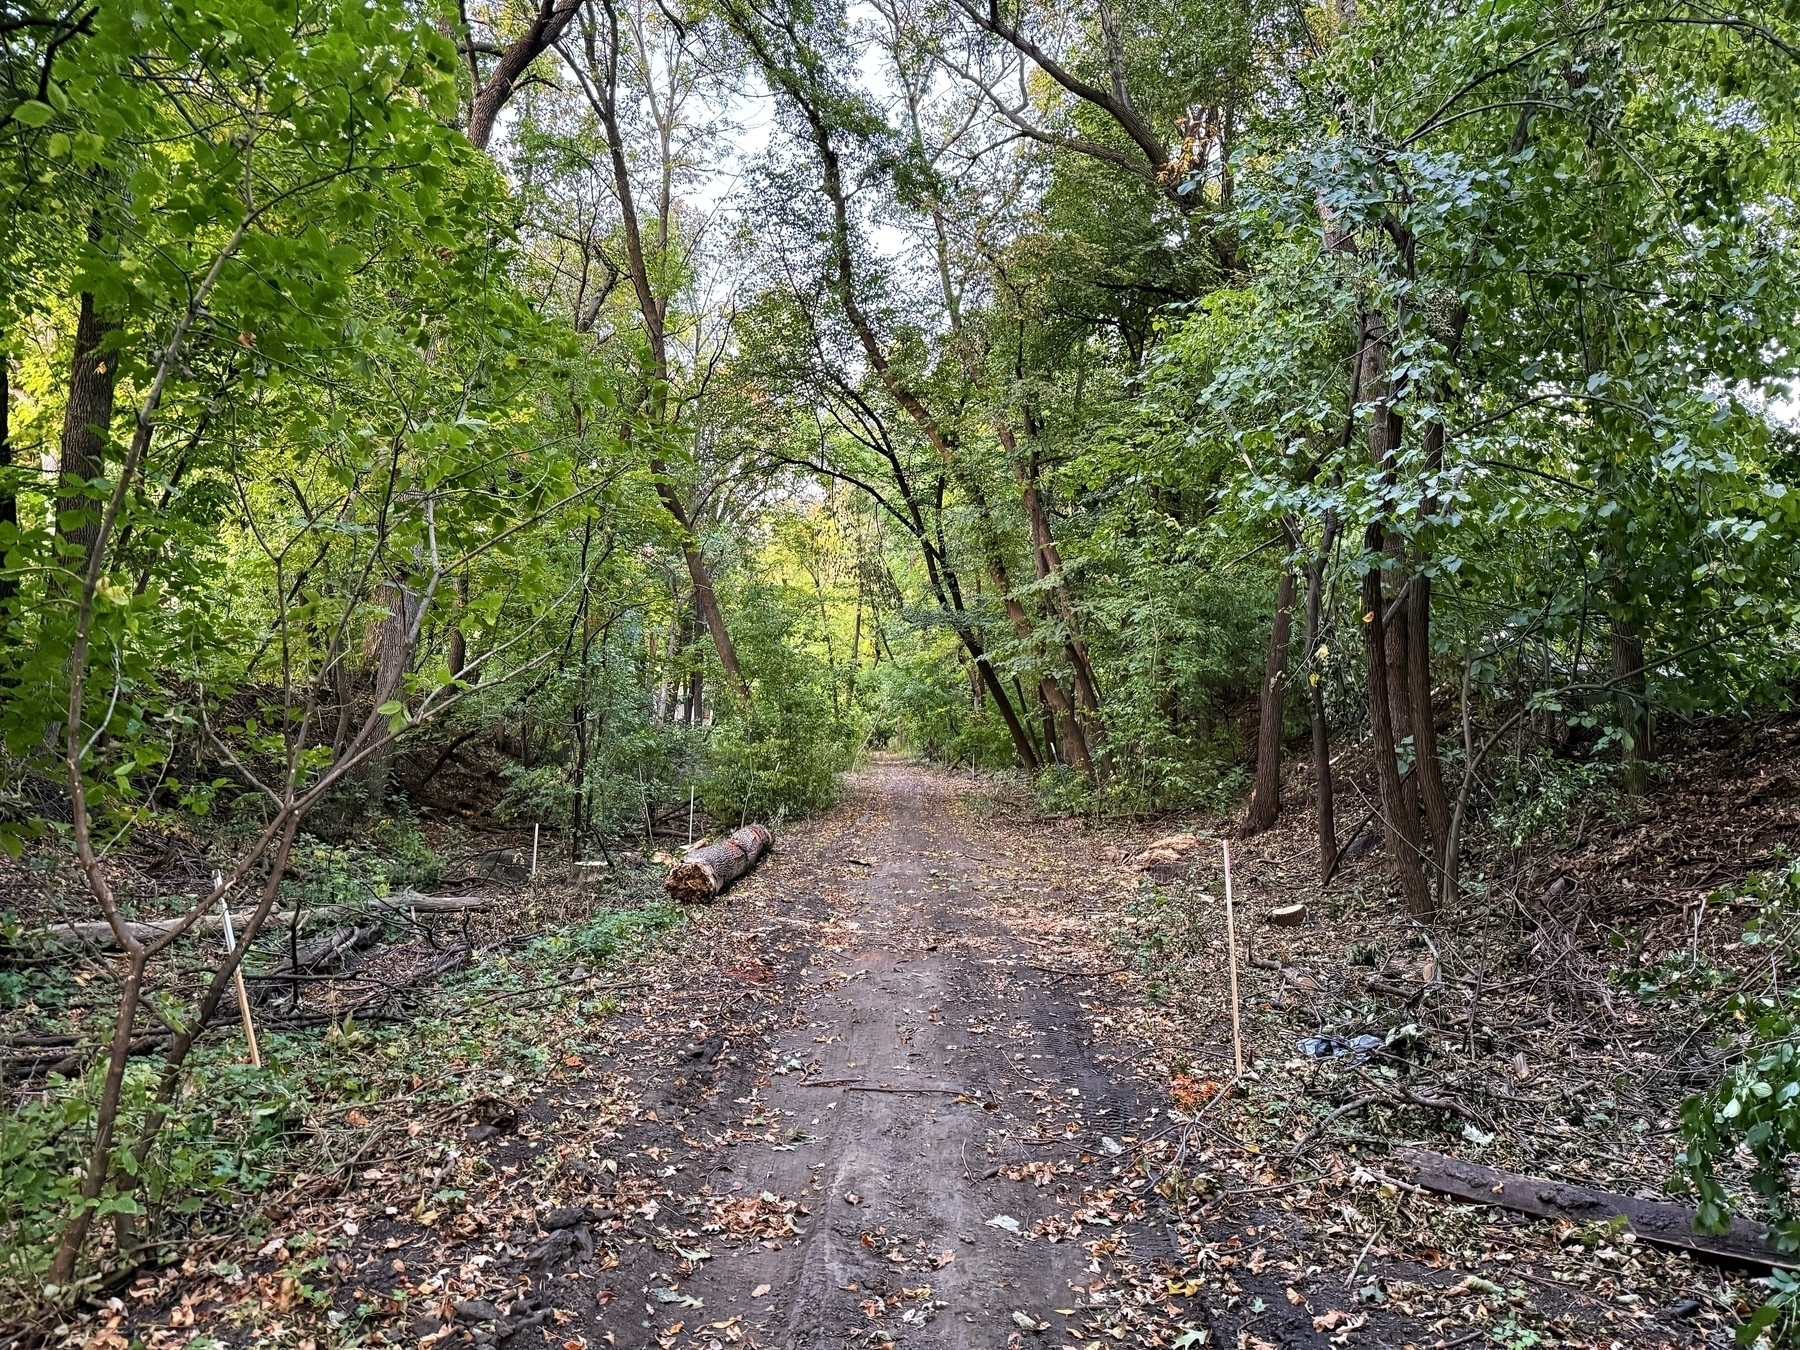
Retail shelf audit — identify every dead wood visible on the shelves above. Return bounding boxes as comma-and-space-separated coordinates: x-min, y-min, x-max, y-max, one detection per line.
663, 824, 772, 902
272, 924, 376, 974
36, 894, 490, 948
1394, 1146, 1793, 1269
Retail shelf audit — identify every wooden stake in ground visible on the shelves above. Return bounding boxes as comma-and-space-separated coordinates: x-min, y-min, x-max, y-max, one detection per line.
219, 901, 261, 1069
1222, 840, 1244, 1078
531, 823, 539, 877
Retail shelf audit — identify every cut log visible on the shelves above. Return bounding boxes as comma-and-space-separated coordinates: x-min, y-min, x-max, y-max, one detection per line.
1393, 1146, 1792, 1269
34, 893, 490, 949
664, 825, 772, 902
271, 924, 376, 974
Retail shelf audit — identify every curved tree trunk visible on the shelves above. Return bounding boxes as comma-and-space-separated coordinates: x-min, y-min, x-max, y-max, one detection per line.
463, 0, 586, 152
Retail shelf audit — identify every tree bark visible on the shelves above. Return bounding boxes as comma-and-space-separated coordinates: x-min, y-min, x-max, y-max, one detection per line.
997, 585, 1092, 778
0, 350, 15, 601
1304, 517, 1338, 882
974, 646, 1038, 770
1359, 314, 1433, 917
464, 0, 586, 151
1407, 570, 1451, 865
664, 823, 771, 901
1006, 428, 1102, 723
1611, 616, 1649, 794
361, 580, 418, 814
1245, 569, 1295, 834
1363, 534, 1434, 920
58, 290, 118, 565
1382, 536, 1423, 840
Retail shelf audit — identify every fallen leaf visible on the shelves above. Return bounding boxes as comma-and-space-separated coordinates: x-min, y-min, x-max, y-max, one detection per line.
751, 1283, 771, 1298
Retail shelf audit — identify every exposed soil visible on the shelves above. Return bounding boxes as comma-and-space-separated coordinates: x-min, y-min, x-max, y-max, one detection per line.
77, 749, 1789, 1349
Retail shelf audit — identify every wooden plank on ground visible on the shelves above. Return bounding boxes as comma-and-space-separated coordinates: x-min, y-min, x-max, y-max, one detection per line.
1393, 1146, 1793, 1269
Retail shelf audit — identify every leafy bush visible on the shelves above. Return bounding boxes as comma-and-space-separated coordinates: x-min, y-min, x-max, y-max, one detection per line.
865, 647, 1016, 768
1033, 764, 1095, 816
4, 1050, 300, 1303
286, 820, 442, 906
698, 587, 858, 825
527, 900, 682, 967
1485, 752, 1624, 850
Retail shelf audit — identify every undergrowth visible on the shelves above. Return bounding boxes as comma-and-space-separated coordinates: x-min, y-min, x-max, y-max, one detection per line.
0, 887, 681, 1316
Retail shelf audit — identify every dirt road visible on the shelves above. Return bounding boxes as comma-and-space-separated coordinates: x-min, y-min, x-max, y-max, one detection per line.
654, 762, 1168, 1348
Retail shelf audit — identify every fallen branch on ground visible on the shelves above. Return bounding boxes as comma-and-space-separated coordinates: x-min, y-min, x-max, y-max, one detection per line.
1395, 1146, 1794, 1268
36, 894, 492, 948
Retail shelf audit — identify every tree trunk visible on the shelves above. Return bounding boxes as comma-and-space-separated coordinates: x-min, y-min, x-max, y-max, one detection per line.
569, 6, 750, 706
1611, 616, 1649, 794
1382, 537, 1423, 838
664, 823, 771, 901
975, 649, 1037, 770
1407, 571, 1451, 866
1364, 530, 1433, 919
464, 0, 585, 151
1359, 314, 1432, 917
1008, 430, 1102, 725
362, 581, 417, 814
997, 586, 1093, 778
673, 517, 748, 703
1304, 518, 1338, 882
58, 291, 119, 566
0, 350, 15, 601
447, 574, 467, 679
1245, 569, 1295, 834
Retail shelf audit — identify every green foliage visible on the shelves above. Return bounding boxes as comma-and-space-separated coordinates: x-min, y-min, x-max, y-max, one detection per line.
286, 822, 442, 906
526, 900, 682, 967
864, 641, 1016, 769
1484, 753, 1623, 850
4, 1050, 299, 1300
698, 578, 858, 825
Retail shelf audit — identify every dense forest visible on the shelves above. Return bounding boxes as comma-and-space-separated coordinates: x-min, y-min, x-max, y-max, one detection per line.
4, 0, 1800, 1339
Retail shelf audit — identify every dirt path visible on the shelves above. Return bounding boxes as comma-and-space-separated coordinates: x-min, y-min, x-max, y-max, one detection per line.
658, 761, 1162, 1348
